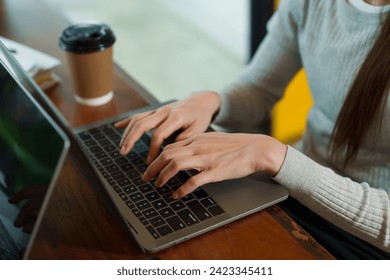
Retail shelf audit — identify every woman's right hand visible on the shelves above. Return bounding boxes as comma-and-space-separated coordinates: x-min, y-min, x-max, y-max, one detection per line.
115, 91, 221, 164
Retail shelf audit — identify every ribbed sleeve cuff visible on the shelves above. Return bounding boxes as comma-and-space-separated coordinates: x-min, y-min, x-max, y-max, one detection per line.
273, 145, 325, 200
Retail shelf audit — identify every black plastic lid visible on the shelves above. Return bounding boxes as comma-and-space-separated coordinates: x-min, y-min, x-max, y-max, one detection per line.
59, 23, 116, 54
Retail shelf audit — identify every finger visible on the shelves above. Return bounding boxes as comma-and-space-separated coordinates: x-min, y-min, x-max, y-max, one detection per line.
153, 155, 206, 187
22, 219, 35, 234
163, 135, 194, 150
147, 116, 187, 164
120, 112, 165, 155
114, 117, 131, 128
143, 147, 196, 181
175, 123, 205, 141
8, 188, 34, 204
119, 110, 157, 147
13, 201, 36, 228
172, 171, 213, 199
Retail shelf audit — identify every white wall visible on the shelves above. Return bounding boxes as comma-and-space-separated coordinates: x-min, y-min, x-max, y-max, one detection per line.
160, 0, 249, 62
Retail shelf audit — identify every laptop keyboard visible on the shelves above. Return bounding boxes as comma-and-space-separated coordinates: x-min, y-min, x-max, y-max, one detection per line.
77, 122, 224, 239
0, 219, 20, 260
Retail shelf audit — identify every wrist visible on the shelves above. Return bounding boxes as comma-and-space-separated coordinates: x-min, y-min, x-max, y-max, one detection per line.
255, 135, 287, 177
192, 91, 221, 116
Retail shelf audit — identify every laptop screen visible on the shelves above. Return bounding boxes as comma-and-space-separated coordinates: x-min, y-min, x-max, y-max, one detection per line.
0, 56, 68, 259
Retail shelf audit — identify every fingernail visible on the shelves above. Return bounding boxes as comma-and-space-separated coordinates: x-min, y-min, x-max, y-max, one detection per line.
142, 172, 148, 181
154, 180, 162, 188
172, 192, 179, 199
146, 155, 151, 164
120, 146, 126, 155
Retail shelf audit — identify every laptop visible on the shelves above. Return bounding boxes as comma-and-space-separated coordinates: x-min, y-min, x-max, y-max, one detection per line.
0, 41, 69, 259
0, 38, 288, 256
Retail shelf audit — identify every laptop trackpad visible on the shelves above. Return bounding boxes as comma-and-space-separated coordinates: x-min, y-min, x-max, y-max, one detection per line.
202, 173, 288, 216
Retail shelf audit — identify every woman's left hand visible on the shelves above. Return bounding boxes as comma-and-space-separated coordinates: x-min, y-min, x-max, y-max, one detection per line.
142, 132, 287, 199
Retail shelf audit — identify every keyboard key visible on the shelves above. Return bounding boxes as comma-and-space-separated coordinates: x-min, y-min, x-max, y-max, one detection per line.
144, 191, 159, 202
125, 151, 138, 160
84, 139, 97, 147
140, 133, 151, 146
99, 157, 114, 166
126, 169, 139, 179
177, 209, 199, 226
156, 185, 171, 195
186, 200, 212, 221
77, 131, 91, 140
151, 199, 167, 210
117, 177, 131, 187
99, 139, 111, 147
139, 216, 149, 226
115, 157, 128, 165
105, 164, 119, 173
193, 189, 208, 199
167, 177, 181, 187
94, 151, 107, 159
119, 193, 129, 201
89, 145, 102, 153
139, 184, 154, 194
123, 185, 137, 194
208, 205, 225, 216
109, 151, 121, 159
131, 156, 144, 166
107, 178, 116, 186
108, 133, 121, 142
142, 208, 159, 219
129, 192, 144, 202
120, 163, 134, 172
166, 216, 186, 231
134, 142, 148, 153
92, 132, 105, 140
132, 208, 142, 217
170, 200, 186, 211
146, 226, 159, 239
111, 171, 125, 180
100, 124, 116, 135
125, 201, 136, 209
176, 171, 190, 183
181, 193, 195, 202
159, 207, 175, 218
156, 225, 173, 237
201, 197, 217, 208
136, 164, 147, 173
132, 177, 144, 186
103, 144, 116, 152
150, 216, 165, 228
88, 128, 101, 135
136, 200, 152, 211
138, 150, 148, 160
163, 194, 175, 204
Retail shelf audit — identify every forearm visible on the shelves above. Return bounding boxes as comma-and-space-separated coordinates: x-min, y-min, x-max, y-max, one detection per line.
274, 146, 390, 253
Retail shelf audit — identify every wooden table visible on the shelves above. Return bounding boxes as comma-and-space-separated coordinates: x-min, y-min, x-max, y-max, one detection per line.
0, 0, 333, 259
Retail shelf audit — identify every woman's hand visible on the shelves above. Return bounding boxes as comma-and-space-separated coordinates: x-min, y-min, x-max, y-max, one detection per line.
142, 132, 287, 199
115, 91, 221, 164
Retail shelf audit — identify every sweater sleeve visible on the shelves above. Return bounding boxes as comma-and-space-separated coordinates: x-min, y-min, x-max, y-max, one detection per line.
213, 0, 304, 133
274, 146, 390, 253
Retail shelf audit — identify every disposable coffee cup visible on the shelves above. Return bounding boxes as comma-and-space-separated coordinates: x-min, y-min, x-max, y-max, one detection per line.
59, 22, 116, 106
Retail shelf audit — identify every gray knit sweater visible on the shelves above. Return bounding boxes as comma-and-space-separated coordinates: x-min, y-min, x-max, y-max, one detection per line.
213, 0, 390, 252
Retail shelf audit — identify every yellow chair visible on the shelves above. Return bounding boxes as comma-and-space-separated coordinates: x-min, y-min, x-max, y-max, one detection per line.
271, 70, 313, 144
270, 0, 313, 144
